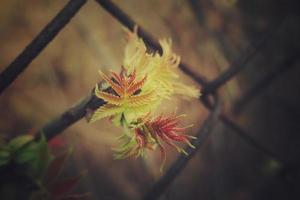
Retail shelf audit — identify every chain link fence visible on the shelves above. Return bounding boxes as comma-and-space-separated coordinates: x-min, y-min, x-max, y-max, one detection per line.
0, 0, 298, 199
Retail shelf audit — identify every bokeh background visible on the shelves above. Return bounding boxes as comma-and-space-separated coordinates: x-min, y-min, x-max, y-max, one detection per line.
0, 0, 299, 199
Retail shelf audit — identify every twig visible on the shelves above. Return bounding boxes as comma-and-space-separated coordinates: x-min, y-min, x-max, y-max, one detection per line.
233, 56, 298, 115
34, 0, 284, 161
0, 0, 87, 94
142, 95, 221, 200
0, 2, 294, 196
35, 92, 105, 141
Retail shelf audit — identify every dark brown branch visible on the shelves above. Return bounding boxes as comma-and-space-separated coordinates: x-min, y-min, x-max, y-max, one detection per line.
28, 5, 288, 200
142, 95, 221, 200
34, 0, 284, 161
0, 0, 87, 94
0, 2, 293, 197
35, 93, 105, 141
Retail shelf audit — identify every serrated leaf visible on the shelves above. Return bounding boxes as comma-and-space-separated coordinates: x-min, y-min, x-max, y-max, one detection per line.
89, 104, 123, 123
123, 27, 200, 102
99, 70, 124, 96
92, 69, 153, 123
95, 89, 122, 106
126, 75, 147, 96
127, 91, 155, 107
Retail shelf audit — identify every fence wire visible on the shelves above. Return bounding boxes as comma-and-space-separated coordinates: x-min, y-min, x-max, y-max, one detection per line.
0, 0, 87, 94
0, 0, 296, 199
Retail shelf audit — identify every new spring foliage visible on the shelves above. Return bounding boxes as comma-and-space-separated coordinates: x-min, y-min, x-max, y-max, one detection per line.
89, 27, 200, 170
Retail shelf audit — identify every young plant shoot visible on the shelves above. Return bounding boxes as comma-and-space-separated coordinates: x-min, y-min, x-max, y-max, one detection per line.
89, 26, 200, 170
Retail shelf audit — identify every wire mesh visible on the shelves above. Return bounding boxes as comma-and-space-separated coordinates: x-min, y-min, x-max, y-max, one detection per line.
0, 0, 296, 199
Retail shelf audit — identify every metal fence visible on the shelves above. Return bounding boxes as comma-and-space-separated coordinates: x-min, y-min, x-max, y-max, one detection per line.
0, 0, 297, 199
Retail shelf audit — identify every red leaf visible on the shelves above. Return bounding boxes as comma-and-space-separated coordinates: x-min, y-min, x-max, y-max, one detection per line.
49, 137, 65, 148
50, 176, 82, 198
44, 151, 69, 184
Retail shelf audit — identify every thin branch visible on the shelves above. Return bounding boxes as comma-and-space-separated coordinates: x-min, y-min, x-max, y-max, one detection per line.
0, 2, 292, 195
0, 0, 87, 94
34, 0, 284, 162
35, 87, 283, 165
233, 56, 299, 115
142, 95, 221, 200
35, 92, 105, 141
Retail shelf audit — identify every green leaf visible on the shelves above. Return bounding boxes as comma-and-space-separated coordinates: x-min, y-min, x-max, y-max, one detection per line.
15, 142, 39, 164
89, 104, 124, 123
16, 134, 52, 179
31, 134, 52, 179
9, 135, 34, 151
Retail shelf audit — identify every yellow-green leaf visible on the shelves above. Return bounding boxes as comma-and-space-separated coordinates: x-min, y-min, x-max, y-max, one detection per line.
9, 135, 34, 151
89, 104, 124, 123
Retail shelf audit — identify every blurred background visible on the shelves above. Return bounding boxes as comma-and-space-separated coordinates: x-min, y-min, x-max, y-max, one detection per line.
0, 0, 299, 199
